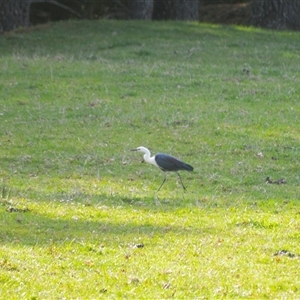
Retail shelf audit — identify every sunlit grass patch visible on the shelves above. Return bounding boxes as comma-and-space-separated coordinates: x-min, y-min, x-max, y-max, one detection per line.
0, 19, 300, 299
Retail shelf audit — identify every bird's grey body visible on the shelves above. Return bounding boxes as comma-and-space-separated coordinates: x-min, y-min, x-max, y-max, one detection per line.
131, 146, 193, 191
155, 153, 193, 172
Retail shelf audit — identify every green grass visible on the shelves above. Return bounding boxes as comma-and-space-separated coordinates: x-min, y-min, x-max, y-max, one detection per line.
0, 20, 300, 298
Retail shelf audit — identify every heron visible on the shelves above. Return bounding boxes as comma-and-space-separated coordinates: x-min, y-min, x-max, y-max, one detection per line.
131, 146, 193, 191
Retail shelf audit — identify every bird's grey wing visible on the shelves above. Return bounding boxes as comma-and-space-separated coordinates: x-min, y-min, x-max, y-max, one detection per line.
155, 153, 182, 171
156, 153, 193, 172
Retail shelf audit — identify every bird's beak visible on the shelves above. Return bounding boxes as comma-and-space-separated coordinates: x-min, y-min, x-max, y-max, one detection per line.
131, 148, 138, 151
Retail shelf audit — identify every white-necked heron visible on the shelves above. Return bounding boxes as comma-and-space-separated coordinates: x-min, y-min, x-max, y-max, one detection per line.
131, 146, 193, 191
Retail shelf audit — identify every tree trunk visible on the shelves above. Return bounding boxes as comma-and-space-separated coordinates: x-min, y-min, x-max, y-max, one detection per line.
153, 0, 199, 21
153, 0, 173, 20
173, 0, 199, 20
0, 0, 81, 32
0, 0, 31, 32
129, 0, 154, 20
250, 0, 300, 30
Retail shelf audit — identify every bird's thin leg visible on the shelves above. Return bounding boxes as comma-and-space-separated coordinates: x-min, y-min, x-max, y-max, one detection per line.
157, 173, 167, 192
176, 172, 187, 191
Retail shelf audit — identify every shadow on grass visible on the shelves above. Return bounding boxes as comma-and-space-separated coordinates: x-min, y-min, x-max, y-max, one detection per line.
1, 20, 292, 59
0, 200, 213, 247
1, 178, 203, 211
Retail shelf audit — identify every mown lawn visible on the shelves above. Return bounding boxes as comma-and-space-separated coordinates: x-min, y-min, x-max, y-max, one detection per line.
0, 20, 300, 299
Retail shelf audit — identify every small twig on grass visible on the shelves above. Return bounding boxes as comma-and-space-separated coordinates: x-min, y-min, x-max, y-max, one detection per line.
266, 177, 287, 184
274, 250, 300, 258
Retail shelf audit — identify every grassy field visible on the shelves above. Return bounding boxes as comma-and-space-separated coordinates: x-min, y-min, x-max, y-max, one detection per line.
0, 20, 300, 299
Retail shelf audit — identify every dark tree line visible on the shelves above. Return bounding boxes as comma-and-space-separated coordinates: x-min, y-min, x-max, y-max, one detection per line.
251, 0, 300, 30
129, 0, 200, 21
0, 0, 80, 32
1, 0, 300, 33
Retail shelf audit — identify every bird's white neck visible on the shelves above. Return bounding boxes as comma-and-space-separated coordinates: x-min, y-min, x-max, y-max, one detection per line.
140, 147, 158, 167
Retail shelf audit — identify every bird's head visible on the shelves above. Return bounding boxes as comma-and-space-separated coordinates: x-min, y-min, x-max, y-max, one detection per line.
131, 146, 152, 164
131, 146, 148, 153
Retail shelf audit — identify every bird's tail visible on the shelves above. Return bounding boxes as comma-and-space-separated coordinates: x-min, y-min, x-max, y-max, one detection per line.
182, 162, 193, 172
